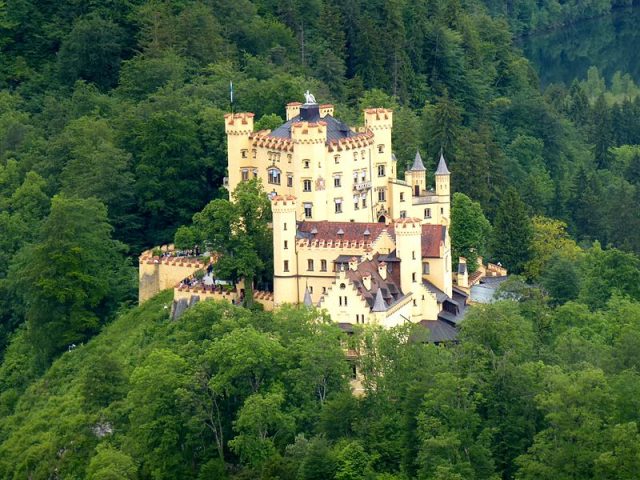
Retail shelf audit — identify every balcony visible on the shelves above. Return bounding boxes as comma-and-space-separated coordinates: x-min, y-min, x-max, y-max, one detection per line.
353, 180, 372, 191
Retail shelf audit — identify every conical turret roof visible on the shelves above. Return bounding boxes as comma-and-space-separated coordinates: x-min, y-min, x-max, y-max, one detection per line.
372, 288, 387, 312
409, 150, 426, 172
303, 286, 313, 307
435, 150, 450, 175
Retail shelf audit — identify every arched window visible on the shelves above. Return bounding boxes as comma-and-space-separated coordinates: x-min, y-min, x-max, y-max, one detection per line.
268, 168, 281, 185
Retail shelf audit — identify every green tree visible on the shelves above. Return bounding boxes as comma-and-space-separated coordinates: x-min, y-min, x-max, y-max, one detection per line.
193, 179, 272, 305
9, 195, 133, 365
490, 188, 533, 274
450, 192, 491, 273
86, 444, 137, 480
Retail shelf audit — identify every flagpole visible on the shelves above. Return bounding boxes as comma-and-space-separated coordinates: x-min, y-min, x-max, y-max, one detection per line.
229, 80, 234, 113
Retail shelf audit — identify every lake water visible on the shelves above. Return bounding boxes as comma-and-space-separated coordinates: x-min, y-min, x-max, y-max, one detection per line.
520, 6, 640, 88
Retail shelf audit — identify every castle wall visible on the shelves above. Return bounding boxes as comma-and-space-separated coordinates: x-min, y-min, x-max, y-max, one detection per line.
138, 257, 207, 303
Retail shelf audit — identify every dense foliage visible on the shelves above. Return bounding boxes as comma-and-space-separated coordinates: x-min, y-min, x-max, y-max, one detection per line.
2, 0, 640, 478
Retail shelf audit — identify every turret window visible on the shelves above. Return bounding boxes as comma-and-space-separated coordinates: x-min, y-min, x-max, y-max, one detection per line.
241, 149, 248, 158
377, 164, 385, 177
303, 179, 312, 192
284, 240, 288, 249
284, 260, 289, 272
378, 144, 384, 153
268, 168, 281, 185
335, 155, 340, 164
303, 160, 310, 168
412, 272, 417, 283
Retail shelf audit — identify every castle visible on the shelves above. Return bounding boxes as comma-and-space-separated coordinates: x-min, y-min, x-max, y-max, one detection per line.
224, 95, 467, 336
137, 94, 507, 339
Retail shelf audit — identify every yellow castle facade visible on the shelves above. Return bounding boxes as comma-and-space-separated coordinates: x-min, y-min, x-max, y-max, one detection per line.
226, 95, 465, 334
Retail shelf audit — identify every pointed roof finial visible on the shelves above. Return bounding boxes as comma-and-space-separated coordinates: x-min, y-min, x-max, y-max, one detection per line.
372, 288, 387, 312
435, 148, 450, 175
409, 150, 426, 172
303, 286, 313, 306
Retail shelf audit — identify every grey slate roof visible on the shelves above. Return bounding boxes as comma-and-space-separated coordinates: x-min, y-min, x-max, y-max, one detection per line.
372, 288, 388, 312
419, 319, 459, 343
409, 150, 427, 171
268, 108, 357, 144
303, 287, 313, 306
423, 279, 449, 303
435, 151, 450, 175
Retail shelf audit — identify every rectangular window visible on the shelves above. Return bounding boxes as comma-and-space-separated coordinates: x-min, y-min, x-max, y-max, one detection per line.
287, 175, 293, 187
241, 150, 248, 158
335, 199, 342, 214
284, 240, 288, 250
303, 179, 312, 192
378, 189, 386, 202
335, 155, 340, 164
309, 286, 313, 294
362, 195, 367, 208
361, 170, 366, 181
353, 171, 358, 183
304, 203, 312, 218
322, 286, 327, 294
424, 208, 431, 219
423, 262, 430, 275
304, 160, 310, 168
241, 169, 249, 181
378, 144, 384, 153
354, 195, 359, 210
441, 207, 444, 215
308, 259, 314, 271
321, 260, 327, 271
268, 169, 281, 185
412, 272, 417, 283
334, 176, 341, 188
400, 210, 407, 218
377, 164, 385, 177
284, 260, 289, 272
400, 192, 405, 202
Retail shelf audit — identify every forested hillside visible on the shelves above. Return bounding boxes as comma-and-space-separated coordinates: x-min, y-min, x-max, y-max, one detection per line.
2, 0, 640, 478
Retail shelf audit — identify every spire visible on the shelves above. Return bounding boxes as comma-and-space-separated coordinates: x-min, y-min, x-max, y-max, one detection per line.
409, 150, 426, 172
372, 288, 387, 312
303, 286, 313, 307
435, 149, 450, 175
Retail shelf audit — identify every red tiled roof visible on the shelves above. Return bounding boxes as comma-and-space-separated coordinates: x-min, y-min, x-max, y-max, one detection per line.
422, 224, 445, 258
297, 221, 392, 243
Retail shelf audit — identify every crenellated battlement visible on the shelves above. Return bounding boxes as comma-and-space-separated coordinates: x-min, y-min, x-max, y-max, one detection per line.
364, 108, 393, 130
225, 112, 255, 134
290, 121, 327, 144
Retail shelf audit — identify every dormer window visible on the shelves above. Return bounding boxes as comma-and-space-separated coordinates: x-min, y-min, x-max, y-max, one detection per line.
268, 167, 281, 185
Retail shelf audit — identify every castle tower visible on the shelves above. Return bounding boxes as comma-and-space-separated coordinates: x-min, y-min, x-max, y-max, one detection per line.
364, 108, 394, 179
272, 195, 299, 305
405, 150, 427, 197
394, 217, 424, 320
225, 112, 255, 195
290, 113, 328, 221
435, 151, 451, 220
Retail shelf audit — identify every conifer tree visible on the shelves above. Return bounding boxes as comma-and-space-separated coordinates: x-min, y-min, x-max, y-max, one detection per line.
491, 188, 532, 274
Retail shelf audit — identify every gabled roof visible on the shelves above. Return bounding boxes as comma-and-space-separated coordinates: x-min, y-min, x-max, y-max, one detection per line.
435, 151, 450, 175
418, 319, 458, 343
409, 150, 426, 172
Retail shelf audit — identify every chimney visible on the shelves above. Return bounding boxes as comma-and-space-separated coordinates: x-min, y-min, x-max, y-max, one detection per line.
378, 261, 387, 280
362, 273, 372, 290
349, 256, 358, 271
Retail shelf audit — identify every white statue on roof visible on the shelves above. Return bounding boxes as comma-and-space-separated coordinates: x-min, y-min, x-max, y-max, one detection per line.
304, 90, 316, 104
